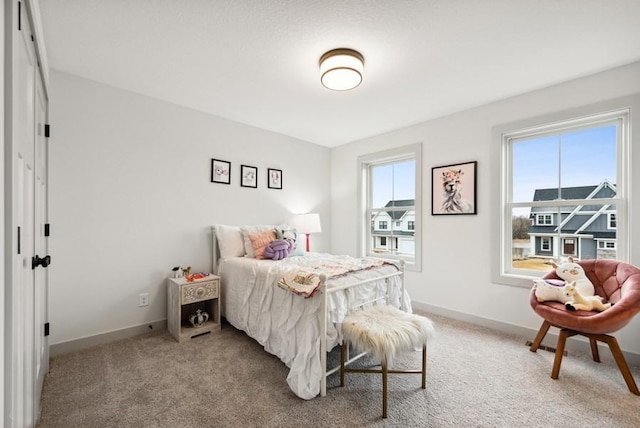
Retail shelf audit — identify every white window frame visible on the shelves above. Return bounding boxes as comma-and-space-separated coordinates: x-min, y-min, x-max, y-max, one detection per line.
358, 143, 422, 271
540, 237, 551, 251
598, 240, 616, 249
536, 214, 553, 225
607, 212, 617, 229
494, 107, 629, 287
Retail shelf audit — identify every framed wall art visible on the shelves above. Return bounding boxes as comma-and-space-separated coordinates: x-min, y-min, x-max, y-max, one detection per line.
211, 159, 231, 184
432, 161, 477, 215
267, 168, 282, 189
241, 165, 258, 188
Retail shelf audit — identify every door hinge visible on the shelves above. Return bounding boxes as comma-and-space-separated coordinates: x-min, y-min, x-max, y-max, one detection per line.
44, 323, 50, 337
17, 226, 21, 254
44, 223, 50, 237
45, 124, 51, 138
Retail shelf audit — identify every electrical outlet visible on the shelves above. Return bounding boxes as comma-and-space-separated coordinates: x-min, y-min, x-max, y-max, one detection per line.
139, 293, 149, 307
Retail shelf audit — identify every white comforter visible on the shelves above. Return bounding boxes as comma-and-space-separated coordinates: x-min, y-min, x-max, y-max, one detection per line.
217, 253, 410, 399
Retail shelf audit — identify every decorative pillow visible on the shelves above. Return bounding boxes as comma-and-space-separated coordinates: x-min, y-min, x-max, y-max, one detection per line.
247, 230, 277, 259
241, 225, 277, 257
214, 224, 245, 259
276, 228, 305, 256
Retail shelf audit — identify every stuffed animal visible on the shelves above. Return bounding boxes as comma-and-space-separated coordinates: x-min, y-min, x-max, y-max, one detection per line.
263, 239, 291, 260
533, 278, 570, 304
563, 282, 611, 312
552, 258, 595, 297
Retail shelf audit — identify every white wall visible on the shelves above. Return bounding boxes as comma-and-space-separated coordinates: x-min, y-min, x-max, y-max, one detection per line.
331, 61, 640, 357
48, 71, 331, 346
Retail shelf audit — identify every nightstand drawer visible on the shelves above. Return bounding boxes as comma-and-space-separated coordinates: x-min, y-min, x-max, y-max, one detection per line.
181, 280, 219, 304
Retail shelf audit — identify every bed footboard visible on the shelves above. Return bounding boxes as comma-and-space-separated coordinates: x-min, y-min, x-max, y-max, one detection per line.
319, 260, 405, 397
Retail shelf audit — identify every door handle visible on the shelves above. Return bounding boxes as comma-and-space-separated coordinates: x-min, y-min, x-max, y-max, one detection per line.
32, 255, 51, 269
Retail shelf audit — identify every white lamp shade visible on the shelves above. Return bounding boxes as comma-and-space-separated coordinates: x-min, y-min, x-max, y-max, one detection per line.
319, 49, 364, 91
290, 213, 322, 234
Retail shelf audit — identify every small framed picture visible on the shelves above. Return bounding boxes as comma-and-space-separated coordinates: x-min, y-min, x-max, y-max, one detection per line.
267, 168, 282, 189
432, 161, 477, 215
241, 165, 258, 188
211, 159, 231, 184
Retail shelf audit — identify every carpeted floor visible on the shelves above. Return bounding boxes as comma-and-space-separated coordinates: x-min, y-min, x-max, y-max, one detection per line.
37, 312, 640, 427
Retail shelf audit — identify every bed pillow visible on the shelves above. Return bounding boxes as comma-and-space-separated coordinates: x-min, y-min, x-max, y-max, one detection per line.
247, 229, 277, 259
241, 225, 277, 257
276, 228, 305, 256
214, 224, 245, 259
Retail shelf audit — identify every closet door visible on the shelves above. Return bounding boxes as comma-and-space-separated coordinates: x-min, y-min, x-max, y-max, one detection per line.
7, 1, 49, 426
33, 68, 50, 420
10, 3, 37, 425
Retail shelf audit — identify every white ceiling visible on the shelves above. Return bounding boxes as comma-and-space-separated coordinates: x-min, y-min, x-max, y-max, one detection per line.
39, 0, 640, 148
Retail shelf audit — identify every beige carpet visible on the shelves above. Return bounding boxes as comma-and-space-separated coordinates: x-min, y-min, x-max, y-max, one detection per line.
37, 312, 640, 427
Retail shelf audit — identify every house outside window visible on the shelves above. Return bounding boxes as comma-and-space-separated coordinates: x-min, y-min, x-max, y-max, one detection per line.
359, 143, 422, 271
497, 108, 629, 285
408, 221, 415, 230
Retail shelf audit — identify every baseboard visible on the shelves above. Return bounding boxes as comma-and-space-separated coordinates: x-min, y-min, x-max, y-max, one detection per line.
412, 301, 640, 367
49, 320, 167, 357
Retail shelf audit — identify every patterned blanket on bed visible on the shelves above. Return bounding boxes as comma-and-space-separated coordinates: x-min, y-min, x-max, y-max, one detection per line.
277, 256, 395, 298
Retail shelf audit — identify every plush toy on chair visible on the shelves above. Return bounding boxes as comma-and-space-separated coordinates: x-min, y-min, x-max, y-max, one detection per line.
552, 257, 595, 297
563, 282, 612, 312
533, 278, 570, 304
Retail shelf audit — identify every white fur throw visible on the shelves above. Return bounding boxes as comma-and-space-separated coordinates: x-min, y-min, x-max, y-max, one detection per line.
342, 305, 435, 365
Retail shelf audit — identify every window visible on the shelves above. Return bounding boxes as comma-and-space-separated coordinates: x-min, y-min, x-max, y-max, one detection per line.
498, 108, 629, 285
598, 240, 616, 249
359, 143, 422, 271
541, 237, 551, 251
536, 214, 552, 225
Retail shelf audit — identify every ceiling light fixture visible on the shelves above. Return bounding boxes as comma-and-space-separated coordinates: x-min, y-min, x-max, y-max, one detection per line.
319, 48, 364, 91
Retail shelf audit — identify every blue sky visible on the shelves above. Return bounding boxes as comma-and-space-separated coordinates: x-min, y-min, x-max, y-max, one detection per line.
371, 160, 415, 208
512, 124, 617, 204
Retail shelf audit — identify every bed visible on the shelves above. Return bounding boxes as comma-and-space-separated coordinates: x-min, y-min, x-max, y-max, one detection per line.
211, 224, 410, 399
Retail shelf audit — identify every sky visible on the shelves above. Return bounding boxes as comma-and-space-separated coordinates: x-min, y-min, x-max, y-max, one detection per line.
512, 124, 617, 204
370, 124, 617, 213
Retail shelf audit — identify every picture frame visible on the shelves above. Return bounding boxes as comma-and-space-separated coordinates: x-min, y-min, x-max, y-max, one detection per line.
240, 165, 258, 188
211, 159, 231, 184
267, 168, 282, 189
432, 161, 477, 215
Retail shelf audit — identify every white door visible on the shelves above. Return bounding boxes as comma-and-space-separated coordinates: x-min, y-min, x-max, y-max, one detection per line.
33, 68, 50, 420
8, 2, 49, 425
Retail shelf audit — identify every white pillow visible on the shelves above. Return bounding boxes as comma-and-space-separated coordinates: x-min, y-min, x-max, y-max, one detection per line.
215, 225, 245, 259
240, 225, 277, 257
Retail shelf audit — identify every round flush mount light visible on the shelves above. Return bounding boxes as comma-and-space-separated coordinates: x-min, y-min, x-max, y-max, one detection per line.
319, 48, 364, 91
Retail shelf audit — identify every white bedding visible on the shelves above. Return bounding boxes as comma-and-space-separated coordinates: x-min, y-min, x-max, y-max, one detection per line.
217, 253, 410, 399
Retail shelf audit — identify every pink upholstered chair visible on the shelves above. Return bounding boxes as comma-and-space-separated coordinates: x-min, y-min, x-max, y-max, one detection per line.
529, 259, 640, 395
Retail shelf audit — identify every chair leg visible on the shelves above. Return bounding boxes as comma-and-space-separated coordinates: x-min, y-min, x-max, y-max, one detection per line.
551, 329, 569, 379
589, 338, 600, 363
382, 357, 388, 419
601, 335, 640, 395
421, 344, 427, 389
530, 320, 552, 352
340, 343, 346, 387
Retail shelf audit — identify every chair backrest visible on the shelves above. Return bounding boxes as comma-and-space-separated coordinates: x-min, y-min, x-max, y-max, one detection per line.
578, 260, 640, 304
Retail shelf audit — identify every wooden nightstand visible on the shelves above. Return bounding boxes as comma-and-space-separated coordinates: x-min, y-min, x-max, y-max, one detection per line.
167, 275, 221, 342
